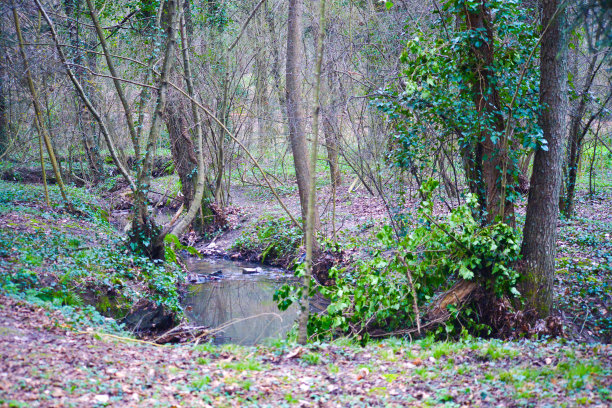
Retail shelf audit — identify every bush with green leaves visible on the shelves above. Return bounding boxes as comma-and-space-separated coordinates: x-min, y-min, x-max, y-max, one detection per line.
278, 180, 521, 342
233, 216, 303, 266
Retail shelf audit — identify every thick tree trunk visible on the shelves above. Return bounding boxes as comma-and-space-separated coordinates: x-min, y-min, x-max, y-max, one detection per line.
286, 0, 319, 228
167, 1, 213, 238
520, 0, 568, 318
131, 0, 178, 259
165, 92, 197, 205
162, 2, 198, 207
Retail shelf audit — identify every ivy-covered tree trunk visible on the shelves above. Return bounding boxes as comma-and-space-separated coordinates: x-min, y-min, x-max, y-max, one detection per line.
461, 143, 486, 219
463, 2, 515, 226
520, 0, 568, 317
129, 0, 178, 259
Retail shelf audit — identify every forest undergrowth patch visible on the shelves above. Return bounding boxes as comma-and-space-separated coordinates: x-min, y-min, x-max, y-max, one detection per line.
0, 181, 185, 331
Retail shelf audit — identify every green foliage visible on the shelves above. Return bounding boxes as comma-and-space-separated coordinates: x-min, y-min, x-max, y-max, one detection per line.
279, 180, 521, 342
164, 233, 201, 265
375, 0, 542, 207
233, 216, 302, 266
0, 181, 185, 318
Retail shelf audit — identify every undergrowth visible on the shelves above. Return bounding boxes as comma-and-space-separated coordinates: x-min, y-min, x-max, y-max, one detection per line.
276, 180, 521, 343
0, 181, 184, 324
232, 216, 303, 267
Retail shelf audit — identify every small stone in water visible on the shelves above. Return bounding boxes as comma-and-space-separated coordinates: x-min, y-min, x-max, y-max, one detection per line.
243, 267, 261, 274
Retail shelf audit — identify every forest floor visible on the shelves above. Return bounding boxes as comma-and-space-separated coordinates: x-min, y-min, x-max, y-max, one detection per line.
1, 294, 611, 407
1, 177, 611, 406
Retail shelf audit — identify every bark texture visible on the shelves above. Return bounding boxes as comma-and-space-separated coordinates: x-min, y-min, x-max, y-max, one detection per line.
520, 0, 568, 317
286, 0, 318, 228
165, 92, 197, 205
0, 48, 7, 157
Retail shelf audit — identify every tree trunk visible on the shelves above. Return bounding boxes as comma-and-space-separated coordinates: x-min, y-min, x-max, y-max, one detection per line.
161, 1, 198, 207
322, 67, 341, 189
560, 54, 600, 217
0, 41, 7, 157
130, 0, 178, 259
286, 0, 319, 228
461, 142, 486, 219
167, 2, 213, 237
299, 0, 326, 346
520, 0, 568, 318
63, 0, 102, 182
13, 2, 71, 207
165, 91, 197, 205
463, 3, 515, 226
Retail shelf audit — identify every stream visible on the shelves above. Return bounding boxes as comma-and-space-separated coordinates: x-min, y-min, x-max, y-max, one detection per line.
182, 258, 299, 346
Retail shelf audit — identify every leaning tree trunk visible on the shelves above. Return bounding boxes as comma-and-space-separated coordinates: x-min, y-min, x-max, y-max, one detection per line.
286, 0, 319, 229
13, 2, 71, 207
520, 0, 568, 318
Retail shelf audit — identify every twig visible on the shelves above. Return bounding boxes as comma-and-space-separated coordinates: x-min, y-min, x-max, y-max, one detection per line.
76, 331, 169, 347
397, 254, 421, 335
227, 0, 266, 52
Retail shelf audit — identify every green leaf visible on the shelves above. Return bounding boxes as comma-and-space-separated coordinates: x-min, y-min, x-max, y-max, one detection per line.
459, 264, 475, 280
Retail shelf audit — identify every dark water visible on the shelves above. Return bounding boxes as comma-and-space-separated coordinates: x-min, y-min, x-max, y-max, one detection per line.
182, 258, 299, 346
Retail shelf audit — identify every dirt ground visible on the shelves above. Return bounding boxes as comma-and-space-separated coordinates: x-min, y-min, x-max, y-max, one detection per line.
1, 295, 611, 407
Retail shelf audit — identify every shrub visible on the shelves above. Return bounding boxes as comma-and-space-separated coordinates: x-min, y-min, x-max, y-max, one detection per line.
277, 180, 521, 342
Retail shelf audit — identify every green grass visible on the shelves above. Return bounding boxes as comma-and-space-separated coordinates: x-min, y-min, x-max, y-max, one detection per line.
301, 351, 322, 365
220, 358, 265, 372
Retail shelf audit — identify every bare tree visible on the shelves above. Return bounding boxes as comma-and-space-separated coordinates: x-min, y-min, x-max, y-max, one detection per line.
286, 0, 319, 229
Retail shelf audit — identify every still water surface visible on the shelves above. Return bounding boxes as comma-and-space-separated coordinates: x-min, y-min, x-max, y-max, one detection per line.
182, 258, 299, 345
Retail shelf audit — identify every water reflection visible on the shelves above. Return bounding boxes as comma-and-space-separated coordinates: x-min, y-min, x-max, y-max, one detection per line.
183, 258, 299, 345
